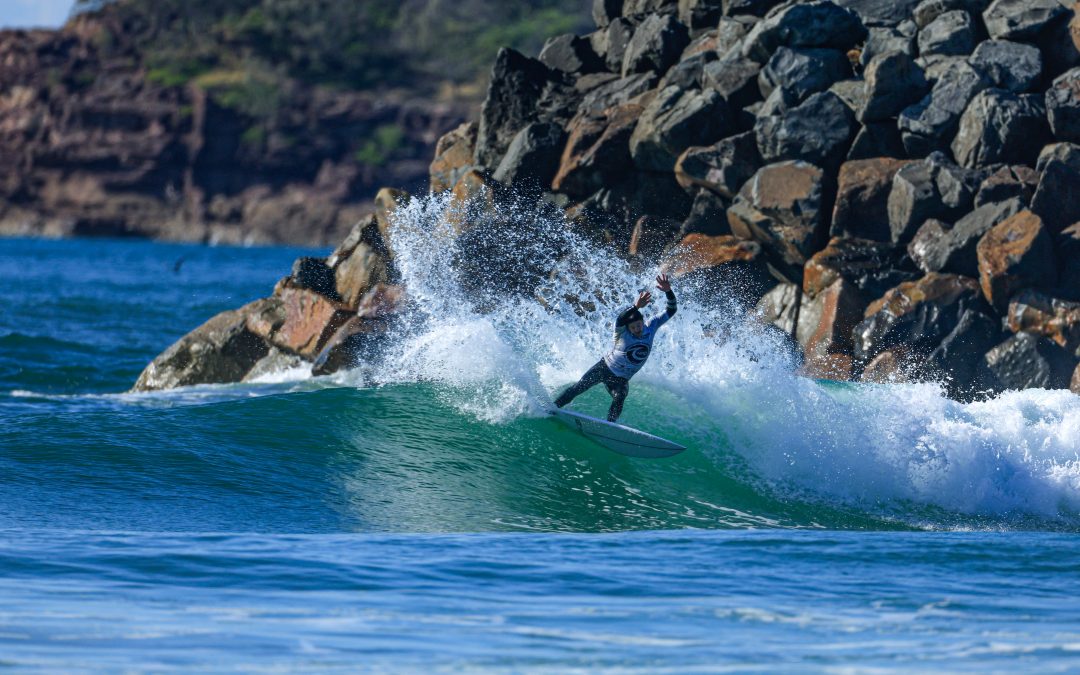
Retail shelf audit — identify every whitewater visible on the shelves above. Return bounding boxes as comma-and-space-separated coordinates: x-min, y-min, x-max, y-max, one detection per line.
1, 195, 1079, 670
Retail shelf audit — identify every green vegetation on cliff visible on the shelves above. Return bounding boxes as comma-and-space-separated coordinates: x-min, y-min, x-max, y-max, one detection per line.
74, 0, 590, 106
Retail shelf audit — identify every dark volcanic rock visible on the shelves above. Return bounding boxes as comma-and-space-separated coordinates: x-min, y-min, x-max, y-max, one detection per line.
835, 0, 923, 27
593, 0, 625, 28
918, 10, 978, 58
678, 0, 725, 29
887, 152, 982, 243
1030, 158, 1080, 235
968, 40, 1043, 93
832, 158, 912, 242
974, 165, 1038, 207
847, 123, 907, 160
1058, 223, 1080, 301
853, 272, 986, 362
430, 122, 478, 193
553, 104, 640, 198
913, 0, 991, 28
579, 72, 657, 112
907, 197, 1024, 276
754, 91, 857, 171
741, 1, 868, 63
723, 0, 783, 17
289, 257, 339, 301
803, 237, 915, 300
674, 131, 763, 199
860, 23, 917, 67
475, 49, 558, 168
658, 50, 718, 90
622, 13, 691, 77
982, 0, 1068, 41
898, 61, 990, 156
680, 190, 732, 237
1045, 67, 1080, 144
592, 17, 635, 73
727, 160, 830, 277
951, 90, 1049, 169
758, 47, 851, 103
798, 277, 865, 380
540, 34, 605, 75
859, 51, 930, 122
1007, 289, 1080, 352
985, 332, 1076, 390
630, 86, 732, 172
702, 56, 764, 110
660, 233, 774, 307
493, 122, 567, 191
923, 307, 1004, 399
976, 209, 1058, 312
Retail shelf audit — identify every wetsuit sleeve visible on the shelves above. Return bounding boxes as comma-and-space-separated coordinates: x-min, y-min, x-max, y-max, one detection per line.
649, 291, 677, 330
613, 305, 635, 341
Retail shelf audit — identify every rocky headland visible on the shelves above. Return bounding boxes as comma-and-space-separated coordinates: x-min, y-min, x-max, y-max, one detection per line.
136, 0, 1080, 398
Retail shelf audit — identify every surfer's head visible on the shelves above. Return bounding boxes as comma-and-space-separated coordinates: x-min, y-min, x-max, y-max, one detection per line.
628, 319, 644, 337
620, 308, 644, 336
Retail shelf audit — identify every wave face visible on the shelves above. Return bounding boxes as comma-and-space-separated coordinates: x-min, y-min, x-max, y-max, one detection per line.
2, 214, 1080, 534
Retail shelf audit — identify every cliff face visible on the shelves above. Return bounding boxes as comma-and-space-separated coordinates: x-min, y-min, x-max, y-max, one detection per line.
136, 0, 1080, 397
0, 17, 468, 246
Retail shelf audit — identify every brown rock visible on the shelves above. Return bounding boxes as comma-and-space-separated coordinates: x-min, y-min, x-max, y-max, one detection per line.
1006, 289, 1080, 352
727, 161, 830, 279
334, 243, 389, 310
831, 158, 912, 242
133, 299, 276, 391
860, 348, 914, 384
552, 104, 640, 198
272, 287, 353, 358
976, 210, 1058, 312
660, 233, 774, 306
356, 283, 406, 319
429, 122, 478, 193
802, 237, 912, 300
310, 315, 392, 377
798, 278, 866, 381
673, 131, 762, 200
628, 216, 680, 259
374, 187, 410, 255
446, 169, 502, 235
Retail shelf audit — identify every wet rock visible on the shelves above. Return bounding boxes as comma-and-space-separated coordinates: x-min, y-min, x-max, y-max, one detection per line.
756, 282, 800, 334
659, 51, 718, 90
985, 332, 1076, 390
974, 165, 1038, 207
982, 0, 1068, 41
591, 17, 635, 73
754, 91, 857, 171
832, 158, 912, 242
847, 123, 907, 160
429, 122, 478, 193
1030, 159, 1080, 235
1045, 67, 1080, 144
242, 347, 303, 383
1057, 223, 1080, 301
758, 47, 851, 103
475, 49, 558, 168
630, 86, 732, 172
976, 210, 1058, 312
1035, 142, 1080, 173
907, 197, 1024, 276
951, 90, 1049, 169
553, 104, 640, 198
968, 40, 1042, 93
311, 286, 402, 376
674, 131, 763, 199
803, 237, 916, 300
540, 34, 605, 75
270, 287, 353, 359
853, 272, 985, 361
659, 233, 775, 307
859, 51, 930, 122
799, 277, 866, 380
727, 160, 830, 276
887, 152, 981, 244
923, 308, 1004, 399
918, 10, 978, 58
835, 0, 923, 27
702, 56, 764, 110
373, 187, 409, 256
678, 0, 725, 29
741, 1, 867, 63
629, 215, 681, 258
334, 241, 390, 310
1073, 362, 1080, 393
680, 190, 732, 237
593, 0, 625, 28
133, 299, 278, 391
897, 61, 990, 156
1007, 289, 1080, 354
492, 122, 567, 191
860, 24, 917, 67
288, 257, 339, 301
622, 14, 691, 77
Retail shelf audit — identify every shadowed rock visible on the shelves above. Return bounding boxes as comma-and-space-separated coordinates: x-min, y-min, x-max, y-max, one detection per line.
951, 89, 1049, 169
674, 131, 763, 199
887, 152, 983, 244
974, 165, 1037, 207
741, 1, 867, 63
859, 51, 930, 122
969, 40, 1043, 93
832, 158, 912, 242
985, 332, 1077, 390
918, 10, 978, 58
907, 197, 1024, 276
1007, 289, 1080, 353
982, 0, 1068, 41
1030, 158, 1080, 235
754, 91, 857, 171
976, 209, 1058, 312
554, 104, 640, 198
630, 86, 732, 171
540, 34, 605, 74
758, 47, 851, 103
622, 14, 690, 77
803, 237, 916, 301
475, 49, 558, 168
898, 61, 990, 156
493, 122, 567, 191
1045, 67, 1080, 143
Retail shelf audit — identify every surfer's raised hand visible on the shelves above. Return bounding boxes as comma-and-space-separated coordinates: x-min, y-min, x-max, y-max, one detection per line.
656, 273, 672, 293
635, 290, 652, 308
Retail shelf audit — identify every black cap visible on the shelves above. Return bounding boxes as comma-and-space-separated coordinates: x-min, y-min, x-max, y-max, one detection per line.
618, 308, 643, 326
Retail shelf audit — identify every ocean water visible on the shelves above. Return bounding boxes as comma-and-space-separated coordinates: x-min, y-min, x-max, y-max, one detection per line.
2, 209, 1080, 672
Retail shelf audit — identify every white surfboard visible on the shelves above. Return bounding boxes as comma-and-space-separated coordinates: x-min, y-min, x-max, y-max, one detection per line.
548, 408, 687, 458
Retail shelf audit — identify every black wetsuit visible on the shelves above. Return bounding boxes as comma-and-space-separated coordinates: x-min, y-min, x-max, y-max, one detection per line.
554, 290, 676, 421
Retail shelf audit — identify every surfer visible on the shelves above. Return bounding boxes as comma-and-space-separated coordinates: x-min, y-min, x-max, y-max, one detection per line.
554, 273, 676, 422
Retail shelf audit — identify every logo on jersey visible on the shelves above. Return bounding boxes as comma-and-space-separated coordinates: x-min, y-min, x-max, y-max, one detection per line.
626, 343, 650, 365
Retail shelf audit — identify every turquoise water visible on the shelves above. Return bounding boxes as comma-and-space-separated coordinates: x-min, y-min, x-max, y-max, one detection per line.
2, 236, 1080, 671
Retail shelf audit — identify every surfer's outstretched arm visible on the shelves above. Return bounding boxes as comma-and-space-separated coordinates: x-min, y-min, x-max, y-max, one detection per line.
657, 273, 676, 317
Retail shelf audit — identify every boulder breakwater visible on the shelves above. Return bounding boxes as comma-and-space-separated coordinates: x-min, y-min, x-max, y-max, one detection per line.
136, 0, 1080, 398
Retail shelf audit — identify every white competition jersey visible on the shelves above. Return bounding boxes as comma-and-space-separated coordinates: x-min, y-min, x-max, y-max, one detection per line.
603, 308, 673, 379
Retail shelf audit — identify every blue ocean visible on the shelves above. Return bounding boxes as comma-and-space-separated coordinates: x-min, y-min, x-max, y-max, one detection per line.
2, 235, 1079, 672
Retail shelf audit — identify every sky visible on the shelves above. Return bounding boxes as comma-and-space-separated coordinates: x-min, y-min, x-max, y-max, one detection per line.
0, 0, 72, 29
